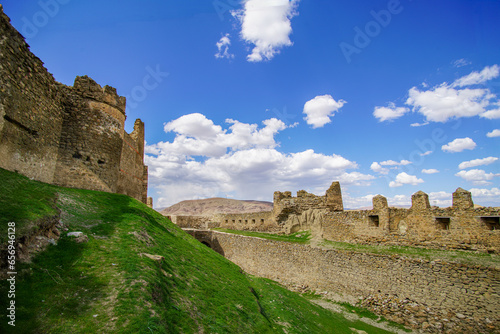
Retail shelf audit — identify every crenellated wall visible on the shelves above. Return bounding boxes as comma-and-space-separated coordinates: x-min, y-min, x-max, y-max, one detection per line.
273, 182, 499, 252
0, 7, 148, 203
318, 188, 500, 252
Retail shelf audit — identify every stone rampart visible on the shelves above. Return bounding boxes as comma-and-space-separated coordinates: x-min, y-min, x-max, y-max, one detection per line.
275, 183, 499, 252
273, 182, 344, 223
197, 230, 500, 333
319, 189, 500, 252
0, 7, 64, 184
117, 120, 148, 202
214, 211, 277, 231
170, 215, 217, 230
0, 7, 148, 203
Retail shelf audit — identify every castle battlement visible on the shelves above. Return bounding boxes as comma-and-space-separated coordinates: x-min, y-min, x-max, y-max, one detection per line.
72, 75, 127, 114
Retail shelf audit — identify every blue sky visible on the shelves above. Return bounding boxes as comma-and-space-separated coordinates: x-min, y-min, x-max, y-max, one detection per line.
3, 0, 499, 208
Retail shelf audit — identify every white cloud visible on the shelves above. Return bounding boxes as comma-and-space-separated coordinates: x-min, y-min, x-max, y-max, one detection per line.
303, 94, 346, 128
422, 169, 439, 174
146, 113, 374, 207
371, 159, 412, 175
458, 157, 498, 170
469, 187, 500, 204
406, 85, 494, 123
487, 129, 500, 138
480, 108, 500, 119
370, 162, 389, 175
154, 113, 287, 159
373, 103, 409, 122
452, 58, 471, 68
378, 65, 500, 123
441, 137, 477, 153
389, 172, 424, 187
420, 151, 432, 156
380, 159, 412, 166
343, 194, 375, 210
410, 121, 429, 127
215, 33, 234, 59
452, 65, 500, 87
455, 169, 499, 185
234, 0, 300, 62
429, 191, 452, 207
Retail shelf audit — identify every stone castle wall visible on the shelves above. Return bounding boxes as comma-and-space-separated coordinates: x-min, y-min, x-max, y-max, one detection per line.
214, 211, 277, 231
0, 7, 148, 203
171, 215, 215, 230
0, 7, 65, 184
273, 182, 500, 252
170, 211, 277, 231
173, 180, 499, 251
191, 230, 499, 333
118, 120, 148, 203
318, 188, 500, 252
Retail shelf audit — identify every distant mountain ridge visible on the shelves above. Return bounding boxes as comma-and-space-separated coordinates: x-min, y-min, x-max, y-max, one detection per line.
160, 197, 273, 216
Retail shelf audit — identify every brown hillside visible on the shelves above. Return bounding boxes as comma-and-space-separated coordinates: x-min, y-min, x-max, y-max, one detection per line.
160, 197, 273, 216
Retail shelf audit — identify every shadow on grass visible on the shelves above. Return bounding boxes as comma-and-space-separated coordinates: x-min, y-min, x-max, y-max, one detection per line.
0, 237, 104, 334
0, 168, 59, 244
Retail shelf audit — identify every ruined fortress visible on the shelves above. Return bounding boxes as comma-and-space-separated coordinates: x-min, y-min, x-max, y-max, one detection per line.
175, 181, 500, 252
183, 183, 500, 332
0, 6, 149, 204
1, 6, 499, 332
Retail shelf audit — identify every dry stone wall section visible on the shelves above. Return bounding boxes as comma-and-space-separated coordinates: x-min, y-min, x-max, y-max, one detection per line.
204, 231, 500, 333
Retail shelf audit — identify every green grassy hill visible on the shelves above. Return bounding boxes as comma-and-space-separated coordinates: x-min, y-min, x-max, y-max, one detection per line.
0, 168, 395, 333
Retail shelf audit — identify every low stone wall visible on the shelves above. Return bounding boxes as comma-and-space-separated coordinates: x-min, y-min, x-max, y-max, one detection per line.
170, 215, 214, 229
198, 230, 499, 333
214, 211, 277, 232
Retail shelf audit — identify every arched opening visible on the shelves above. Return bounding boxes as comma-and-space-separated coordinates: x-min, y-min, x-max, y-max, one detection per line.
201, 241, 211, 248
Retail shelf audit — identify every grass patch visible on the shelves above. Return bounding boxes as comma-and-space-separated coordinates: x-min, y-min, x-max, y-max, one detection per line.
318, 239, 499, 267
0, 168, 58, 244
249, 277, 394, 334
213, 228, 312, 244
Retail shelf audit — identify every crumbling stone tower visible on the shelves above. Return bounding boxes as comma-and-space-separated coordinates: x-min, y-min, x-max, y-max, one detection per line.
326, 181, 344, 211
411, 191, 431, 211
452, 187, 474, 210
53, 76, 128, 193
0, 7, 148, 203
372, 195, 388, 211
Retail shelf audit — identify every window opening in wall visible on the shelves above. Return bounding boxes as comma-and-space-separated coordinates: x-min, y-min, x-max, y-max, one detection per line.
481, 217, 500, 230
225, 220, 228, 224
232, 220, 235, 224
260, 219, 265, 224
252, 219, 256, 224
239, 220, 242, 223
435, 217, 450, 230
368, 215, 379, 227
245, 220, 248, 223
